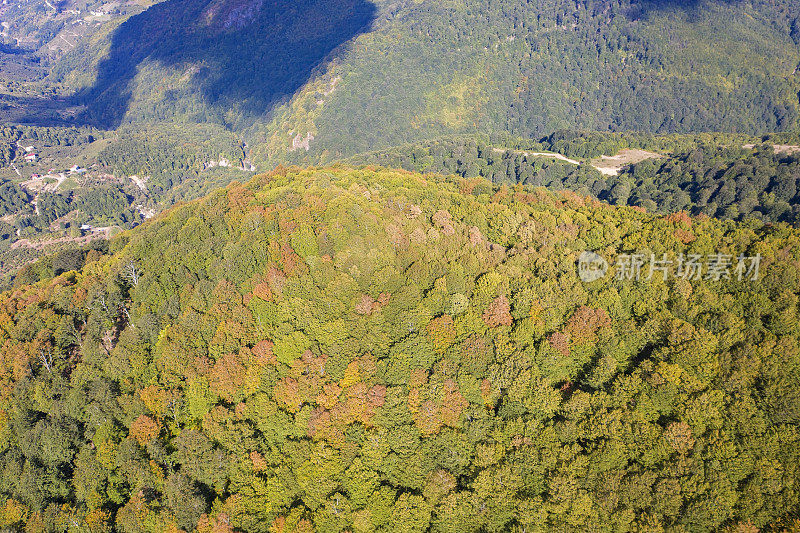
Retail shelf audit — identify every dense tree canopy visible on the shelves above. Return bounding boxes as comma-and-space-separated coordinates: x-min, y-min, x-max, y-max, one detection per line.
348, 134, 800, 225
7, 0, 797, 164
252, 0, 800, 164
0, 167, 797, 531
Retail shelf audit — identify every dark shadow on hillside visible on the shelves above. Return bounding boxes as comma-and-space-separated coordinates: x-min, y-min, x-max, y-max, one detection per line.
70, 0, 377, 129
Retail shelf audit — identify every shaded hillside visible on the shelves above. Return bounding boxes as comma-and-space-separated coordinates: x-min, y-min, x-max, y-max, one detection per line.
54, 0, 377, 129
0, 167, 798, 531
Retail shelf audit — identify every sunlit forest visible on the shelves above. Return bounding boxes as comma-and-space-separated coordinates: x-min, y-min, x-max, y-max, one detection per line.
348, 132, 800, 224
0, 168, 797, 531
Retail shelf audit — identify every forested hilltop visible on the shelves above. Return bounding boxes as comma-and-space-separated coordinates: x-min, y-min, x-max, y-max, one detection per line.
4, 126, 800, 283
0, 167, 798, 531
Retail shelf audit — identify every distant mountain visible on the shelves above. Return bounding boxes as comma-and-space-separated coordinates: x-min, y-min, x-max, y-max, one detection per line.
258, 0, 800, 165
20, 0, 797, 166
48, 0, 378, 130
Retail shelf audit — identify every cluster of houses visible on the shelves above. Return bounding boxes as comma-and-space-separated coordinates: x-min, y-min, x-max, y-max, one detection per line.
29, 165, 88, 181
15, 142, 93, 178
18, 144, 37, 163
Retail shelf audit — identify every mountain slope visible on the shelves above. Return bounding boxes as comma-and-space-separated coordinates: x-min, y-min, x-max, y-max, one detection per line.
0, 167, 798, 531
3, 0, 799, 165
49, 0, 378, 130
269, 0, 800, 163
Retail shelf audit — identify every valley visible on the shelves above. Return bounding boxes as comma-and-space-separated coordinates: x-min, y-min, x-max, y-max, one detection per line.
0, 122, 256, 280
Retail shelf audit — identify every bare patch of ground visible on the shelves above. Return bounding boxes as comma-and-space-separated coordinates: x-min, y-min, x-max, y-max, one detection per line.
590, 149, 663, 176
743, 144, 800, 155
291, 132, 315, 152
21, 172, 68, 194
129, 174, 149, 193
492, 147, 581, 165
11, 227, 112, 251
